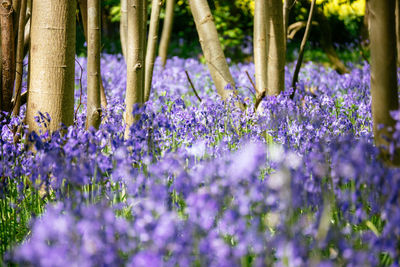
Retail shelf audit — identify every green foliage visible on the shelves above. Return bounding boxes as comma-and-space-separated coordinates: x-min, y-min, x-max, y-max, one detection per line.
0, 177, 49, 258
212, 1, 252, 59
77, 0, 366, 61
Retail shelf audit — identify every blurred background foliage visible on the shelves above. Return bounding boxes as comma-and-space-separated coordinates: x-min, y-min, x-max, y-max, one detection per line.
77, 0, 366, 63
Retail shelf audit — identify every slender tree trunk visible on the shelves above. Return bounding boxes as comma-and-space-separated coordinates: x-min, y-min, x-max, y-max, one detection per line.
368, 0, 399, 164
12, 0, 20, 37
254, 0, 267, 95
23, 16, 29, 56
361, 2, 369, 45
305, 0, 349, 74
283, 0, 294, 47
78, 0, 107, 109
120, 0, 128, 60
291, 0, 316, 96
0, 0, 15, 113
142, 0, 147, 59
188, 0, 239, 101
396, 0, 400, 66
267, 0, 285, 95
86, 0, 101, 129
125, 0, 145, 137
158, 0, 174, 68
11, 0, 26, 117
23, 0, 31, 57
144, 0, 162, 102
26, 0, 76, 133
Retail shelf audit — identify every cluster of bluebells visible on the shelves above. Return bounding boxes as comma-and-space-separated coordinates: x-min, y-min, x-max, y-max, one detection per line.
0, 55, 399, 266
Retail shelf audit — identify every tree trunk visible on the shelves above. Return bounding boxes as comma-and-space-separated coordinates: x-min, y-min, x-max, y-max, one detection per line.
267, 0, 285, 95
158, 0, 174, 68
144, 0, 162, 102
368, 0, 399, 164
0, 0, 15, 112
26, 0, 76, 133
253, 0, 267, 95
291, 0, 316, 95
21, 0, 31, 58
120, 0, 127, 60
142, 0, 147, 59
86, 0, 101, 129
11, 0, 26, 117
12, 0, 20, 37
283, 0, 294, 47
188, 0, 239, 101
23, 15, 29, 56
125, 0, 145, 137
78, 0, 107, 109
361, 1, 369, 45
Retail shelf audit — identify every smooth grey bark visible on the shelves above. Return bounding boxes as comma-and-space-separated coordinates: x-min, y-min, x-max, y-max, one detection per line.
188, 0, 239, 101
12, 0, 26, 117
86, 0, 102, 129
253, 0, 267, 96
368, 0, 399, 164
0, 0, 15, 112
144, 0, 162, 102
158, 0, 174, 68
125, 0, 145, 137
120, 0, 128, 60
266, 0, 285, 95
26, 0, 76, 133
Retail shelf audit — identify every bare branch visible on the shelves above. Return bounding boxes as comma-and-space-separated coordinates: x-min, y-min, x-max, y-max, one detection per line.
245, 71, 257, 96
185, 70, 202, 102
290, 0, 317, 99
